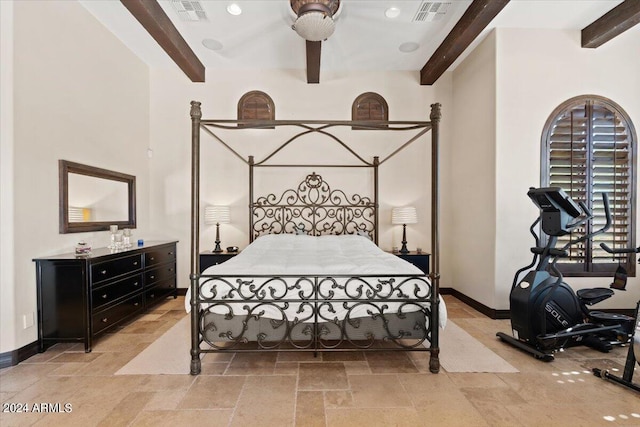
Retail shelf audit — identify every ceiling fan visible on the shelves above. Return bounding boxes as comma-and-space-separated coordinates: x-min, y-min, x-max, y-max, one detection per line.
289, 0, 342, 83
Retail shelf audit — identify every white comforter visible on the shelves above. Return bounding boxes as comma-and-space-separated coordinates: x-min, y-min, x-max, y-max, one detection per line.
187, 234, 447, 328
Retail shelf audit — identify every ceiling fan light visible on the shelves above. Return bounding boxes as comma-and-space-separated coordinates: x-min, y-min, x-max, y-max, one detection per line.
292, 12, 335, 41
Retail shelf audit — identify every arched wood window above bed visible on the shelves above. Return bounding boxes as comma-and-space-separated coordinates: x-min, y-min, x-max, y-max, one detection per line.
237, 91, 275, 128
352, 92, 388, 129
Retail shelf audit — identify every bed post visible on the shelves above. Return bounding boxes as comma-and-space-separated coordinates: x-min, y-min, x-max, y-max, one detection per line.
429, 102, 442, 374
190, 101, 202, 375
249, 156, 255, 243
373, 156, 379, 245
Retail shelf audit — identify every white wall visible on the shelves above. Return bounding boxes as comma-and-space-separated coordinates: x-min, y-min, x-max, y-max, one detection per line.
495, 27, 640, 310
148, 68, 452, 289
447, 27, 640, 311
448, 31, 498, 307
0, 0, 17, 354
2, 0, 151, 353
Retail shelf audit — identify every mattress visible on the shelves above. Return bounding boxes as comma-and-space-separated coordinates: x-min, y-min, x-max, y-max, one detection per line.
201, 311, 428, 346
187, 234, 446, 327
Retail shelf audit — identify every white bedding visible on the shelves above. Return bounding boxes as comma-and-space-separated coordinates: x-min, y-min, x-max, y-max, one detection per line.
187, 234, 447, 328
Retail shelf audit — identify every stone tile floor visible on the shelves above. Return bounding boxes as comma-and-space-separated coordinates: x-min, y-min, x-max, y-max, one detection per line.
1, 295, 638, 426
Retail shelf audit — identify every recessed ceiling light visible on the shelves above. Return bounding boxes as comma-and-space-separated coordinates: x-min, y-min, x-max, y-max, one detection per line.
385, 7, 401, 19
226, 3, 242, 15
202, 39, 223, 51
399, 42, 419, 53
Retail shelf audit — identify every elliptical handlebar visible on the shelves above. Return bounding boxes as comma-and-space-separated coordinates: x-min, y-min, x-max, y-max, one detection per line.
565, 200, 592, 231
601, 192, 612, 233
600, 243, 640, 255
561, 193, 612, 251
512, 217, 542, 290
578, 201, 590, 217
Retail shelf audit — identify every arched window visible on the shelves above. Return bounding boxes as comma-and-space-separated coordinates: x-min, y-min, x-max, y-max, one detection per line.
237, 91, 275, 127
352, 92, 388, 129
541, 95, 637, 277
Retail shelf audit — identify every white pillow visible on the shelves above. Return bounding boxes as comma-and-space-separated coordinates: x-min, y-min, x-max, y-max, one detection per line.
356, 230, 372, 240
293, 224, 307, 235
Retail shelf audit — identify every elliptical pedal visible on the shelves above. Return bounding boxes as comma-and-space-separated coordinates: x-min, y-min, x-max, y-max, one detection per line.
496, 332, 554, 362
581, 334, 613, 352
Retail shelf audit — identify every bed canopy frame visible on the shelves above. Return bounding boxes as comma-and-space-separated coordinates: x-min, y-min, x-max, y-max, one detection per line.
189, 101, 442, 375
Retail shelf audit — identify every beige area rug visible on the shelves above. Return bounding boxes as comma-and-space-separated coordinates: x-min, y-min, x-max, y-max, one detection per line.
115, 316, 518, 375
116, 315, 193, 375
438, 320, 518, 373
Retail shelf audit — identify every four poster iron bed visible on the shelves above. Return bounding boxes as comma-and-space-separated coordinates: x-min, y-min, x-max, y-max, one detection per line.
188, 101, 443, 375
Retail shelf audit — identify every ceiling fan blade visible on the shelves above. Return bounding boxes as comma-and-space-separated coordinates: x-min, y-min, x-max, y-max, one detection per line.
306, 40, 321, 84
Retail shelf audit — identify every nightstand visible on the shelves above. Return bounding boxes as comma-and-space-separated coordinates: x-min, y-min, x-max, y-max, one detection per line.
390, 251, 430, 274
199, 251, 239, 273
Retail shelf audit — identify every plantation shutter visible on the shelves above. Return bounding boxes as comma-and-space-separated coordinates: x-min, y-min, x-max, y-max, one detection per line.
352, 93, 388, 130
237, 91, 275, 128
543, 96, 636, 277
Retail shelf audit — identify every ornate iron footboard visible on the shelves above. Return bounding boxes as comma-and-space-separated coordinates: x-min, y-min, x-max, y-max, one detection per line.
190, 273, 440, 375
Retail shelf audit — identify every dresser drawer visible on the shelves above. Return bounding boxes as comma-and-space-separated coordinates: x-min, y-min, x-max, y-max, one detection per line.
92, 273, 143, 310
92, 293, 144, 334
145, 263, 176, 287
145, 279, 176, 306
145, 245, 176, 267
92, 254, 143, 284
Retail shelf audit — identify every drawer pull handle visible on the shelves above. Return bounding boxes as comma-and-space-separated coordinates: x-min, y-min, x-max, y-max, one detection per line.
168, 252, 174, 255
102, 294, 108, 299
101, 318, 108, 323
134, 302, 139, 307
150, 275, 155, 280
150, 257, 155, 261
133, 282, 139, 286
168, 268, 173, 272
149, 294, 155, 298
100, 270, 107, 275
133, 261, 138, 266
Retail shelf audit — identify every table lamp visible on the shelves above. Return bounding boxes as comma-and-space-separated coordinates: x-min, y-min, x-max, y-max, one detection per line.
205, 206, 230, 253
392, 206, 417, 254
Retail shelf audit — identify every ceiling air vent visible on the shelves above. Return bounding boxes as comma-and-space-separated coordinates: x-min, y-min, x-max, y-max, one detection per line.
170, 0, 208, 22
413, 2, 451, 22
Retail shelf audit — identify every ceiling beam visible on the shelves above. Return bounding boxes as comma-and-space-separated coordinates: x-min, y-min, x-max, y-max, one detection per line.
582, 0, 640, 48
120, 0, 205, 82
420, 0, 510, 86
306, 41, 321, 84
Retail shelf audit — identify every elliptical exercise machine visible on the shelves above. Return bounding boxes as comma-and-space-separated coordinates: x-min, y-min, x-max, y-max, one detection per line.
592, 244, 640, 393
497, 187, 635, 361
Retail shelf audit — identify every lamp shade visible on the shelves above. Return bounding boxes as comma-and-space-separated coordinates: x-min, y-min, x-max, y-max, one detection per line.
204, 206, 230, 225
391, 207, 417, 225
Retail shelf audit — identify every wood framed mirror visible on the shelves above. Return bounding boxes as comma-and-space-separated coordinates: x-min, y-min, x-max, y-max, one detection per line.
59, 160, 136, 233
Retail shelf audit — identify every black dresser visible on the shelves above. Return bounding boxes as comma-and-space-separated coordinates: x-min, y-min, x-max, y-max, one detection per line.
33, 240, 178, 352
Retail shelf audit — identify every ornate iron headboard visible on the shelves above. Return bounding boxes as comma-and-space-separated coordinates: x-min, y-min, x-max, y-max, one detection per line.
250, 172, 377, 242
189, 101, 441, 278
